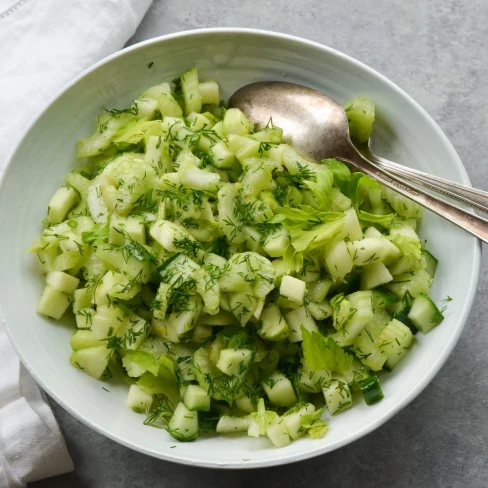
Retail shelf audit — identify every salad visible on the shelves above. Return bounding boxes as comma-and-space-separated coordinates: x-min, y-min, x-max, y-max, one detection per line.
29, 68, 446, 447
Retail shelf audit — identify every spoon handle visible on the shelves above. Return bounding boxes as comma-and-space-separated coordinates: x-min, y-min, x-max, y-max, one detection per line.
363, 150, 488, 213
344, 149, 488, 244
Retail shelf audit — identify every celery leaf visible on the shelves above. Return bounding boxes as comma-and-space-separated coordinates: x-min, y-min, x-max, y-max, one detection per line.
274, 206, 344, 252
301, 326, 353, 372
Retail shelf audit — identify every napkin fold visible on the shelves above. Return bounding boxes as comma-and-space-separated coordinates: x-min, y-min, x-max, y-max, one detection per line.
0, 0, 153, 486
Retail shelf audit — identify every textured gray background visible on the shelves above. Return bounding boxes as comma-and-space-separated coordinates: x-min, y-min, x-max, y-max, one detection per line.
31, 0, 488, 486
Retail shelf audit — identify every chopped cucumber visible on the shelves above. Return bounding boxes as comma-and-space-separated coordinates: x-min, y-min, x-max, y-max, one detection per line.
307, 279, 332, 303
235, 396, 256, 414
360, 262, 393, 290
70, 346, 110, 379
407, 293, 444, 334
388, 254, 422, 276
262, 372, 297, 407
279, 275, 306, 307
216, 348, 253, 377
307, 300, 332, 321
359, 375, 384, 405
75, 308, 95, 329
375, 318, 414, 359
324, 240, 353, 279
263, 227, 289, 257
119, 314, 151, 350
210, 141, 235, 169
422, 249, 438, 278
179, 158, 220, 192
90, 305, 127, 340
258, 303, 290, 341
387, 269, 433, 299
47, 187, 78, 225
372, 289, 398, 310
298, 361, 332, 393
223, 108, 252, 136
323, 379, 353, 415
283, 403, 315, 439
73, 288, 92, 313
266, 420, 291, 448
46, 271, 80, 294
127, 385, 153, 413
52, 251, 81, 272
347, 237, 393, 266
331, 291, 374, 347
341, 357, 372, 385
70, 330, 101, 351
183, 384, 211, 411
141, 82, 182, 117
285, 306, 318, 343
353, 309, 391, 371
216, 415, 253, 434
199, 80, 220, 105
383, 320, 415, 370
125, 217, 146, 244
167, 402, 199, 442
37, 285, 71, 320
96, 246, 150, 283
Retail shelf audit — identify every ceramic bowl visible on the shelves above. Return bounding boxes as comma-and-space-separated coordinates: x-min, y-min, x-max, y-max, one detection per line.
0, 28, 480, 468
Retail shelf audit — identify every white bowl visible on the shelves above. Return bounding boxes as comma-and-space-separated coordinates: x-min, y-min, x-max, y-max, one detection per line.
0, 28, 480, 468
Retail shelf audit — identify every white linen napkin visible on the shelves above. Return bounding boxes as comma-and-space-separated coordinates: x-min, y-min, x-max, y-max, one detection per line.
0, 0, 153, 486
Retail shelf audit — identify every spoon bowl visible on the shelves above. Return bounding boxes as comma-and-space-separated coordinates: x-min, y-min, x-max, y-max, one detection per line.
229, 81, 356, 162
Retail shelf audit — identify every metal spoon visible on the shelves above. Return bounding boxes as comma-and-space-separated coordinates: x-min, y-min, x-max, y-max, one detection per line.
360, 147, 488, 214
229, 81, 488, 244
230, 81, 488, 213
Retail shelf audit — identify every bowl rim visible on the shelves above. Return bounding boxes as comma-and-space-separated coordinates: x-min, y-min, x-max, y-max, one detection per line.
0, 27, 481, 469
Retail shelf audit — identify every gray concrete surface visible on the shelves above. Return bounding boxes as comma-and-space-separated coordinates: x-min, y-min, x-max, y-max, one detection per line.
31, 0, 488, 486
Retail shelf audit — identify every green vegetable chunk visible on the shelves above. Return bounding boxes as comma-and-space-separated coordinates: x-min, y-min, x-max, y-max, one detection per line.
343, 95, 375, 144
359, 375, 384, 405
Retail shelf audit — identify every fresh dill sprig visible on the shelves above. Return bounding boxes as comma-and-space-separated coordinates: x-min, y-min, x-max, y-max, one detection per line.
172, 236, 203, 259
257, 141, 279, 155
98, 103, 139, 133
440, 295, 453, 314
144, 395, 174, 428
104, 104, 139, 118
281, 163, 315, 186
